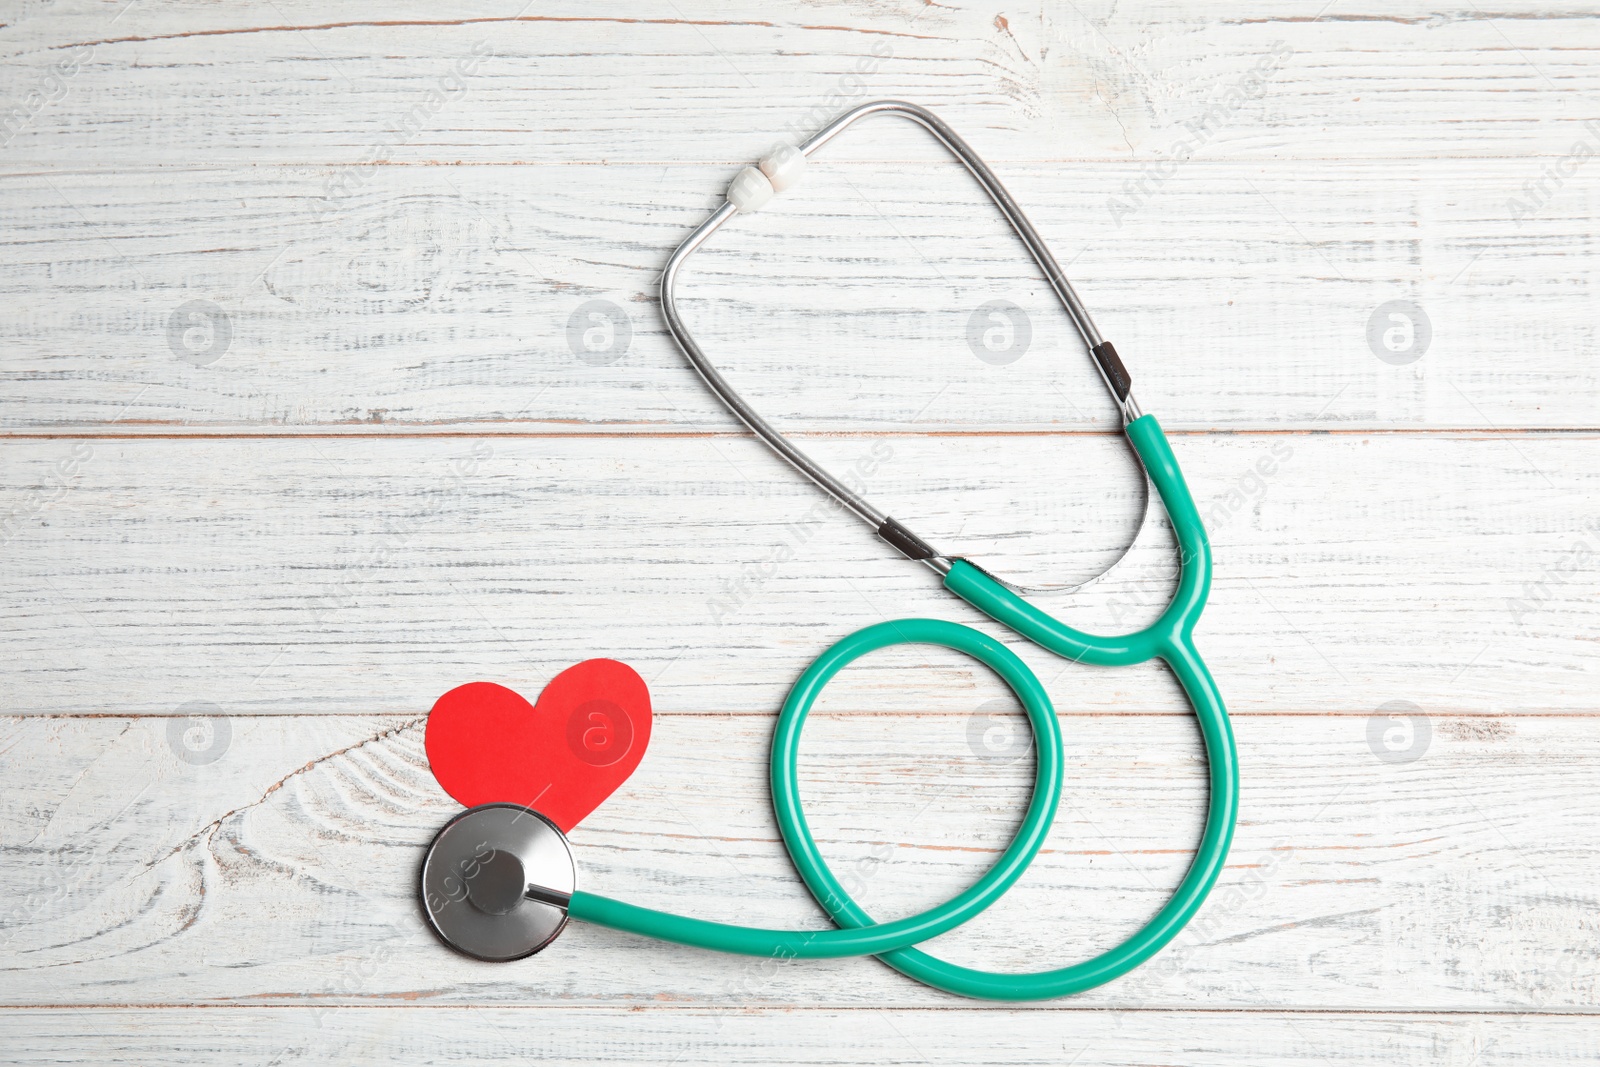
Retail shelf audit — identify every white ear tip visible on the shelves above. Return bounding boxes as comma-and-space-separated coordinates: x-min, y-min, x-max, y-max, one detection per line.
759, 142, 806, 193
727, 166, 774, 212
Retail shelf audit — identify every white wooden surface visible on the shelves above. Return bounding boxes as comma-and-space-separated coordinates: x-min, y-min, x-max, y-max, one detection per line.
3, 2, 1598, 1063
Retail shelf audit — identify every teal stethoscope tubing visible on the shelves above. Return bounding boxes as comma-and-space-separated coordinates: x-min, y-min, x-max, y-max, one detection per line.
569, 414, 1240, 1001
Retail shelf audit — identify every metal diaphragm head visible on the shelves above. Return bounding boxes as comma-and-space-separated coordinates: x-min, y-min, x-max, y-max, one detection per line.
420, 803, 576, 961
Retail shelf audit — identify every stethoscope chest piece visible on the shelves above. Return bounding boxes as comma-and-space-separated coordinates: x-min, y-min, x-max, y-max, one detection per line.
420, 803, 576, 961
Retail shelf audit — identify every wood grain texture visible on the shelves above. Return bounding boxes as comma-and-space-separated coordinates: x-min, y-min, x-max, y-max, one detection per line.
1, 711, 1594, 1010
0, 1008, 1596, 1066
0, 157, 1593, 432
2, 432, 1596, 716
1, 1, 1598, 164
2, 1, 1596, 1061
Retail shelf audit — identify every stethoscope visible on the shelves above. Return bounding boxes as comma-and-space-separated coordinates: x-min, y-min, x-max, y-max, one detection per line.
420, 100, 1239, 1001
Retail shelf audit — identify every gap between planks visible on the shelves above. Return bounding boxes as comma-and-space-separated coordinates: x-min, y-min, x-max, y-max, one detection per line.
0, 1005, 1594, 1018
3, 428, 1598, 439
11, 709, 1589, 718
5, 156, 1600, 170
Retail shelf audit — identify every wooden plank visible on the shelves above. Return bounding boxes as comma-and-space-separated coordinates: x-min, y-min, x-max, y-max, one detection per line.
4, 0, 1596, 1059
2, 432, 1596, 716
0, 711, 1595, 1009
0, 1007, 1594, 1065
0, 158, 1593, 432
1, 2, 1598, 165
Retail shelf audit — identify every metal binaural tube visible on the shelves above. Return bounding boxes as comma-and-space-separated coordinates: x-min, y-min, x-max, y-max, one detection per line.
659, 99, 1143, 575
660, 202, 890, 531
798, 101, 1109, 358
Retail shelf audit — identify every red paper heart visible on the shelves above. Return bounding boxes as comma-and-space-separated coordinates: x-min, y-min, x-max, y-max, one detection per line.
424, 659, 652, 833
